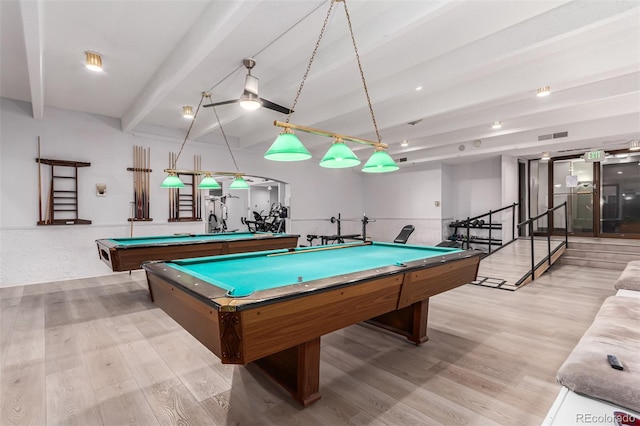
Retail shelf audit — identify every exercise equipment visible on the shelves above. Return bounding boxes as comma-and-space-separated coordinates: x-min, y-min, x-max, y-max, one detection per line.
242, 202, 288, 233
393, 225, 414, 244
306, 213, 375, 246
207, 194, 239, 233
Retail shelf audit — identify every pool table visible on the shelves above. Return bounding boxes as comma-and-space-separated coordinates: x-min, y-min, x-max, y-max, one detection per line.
142, 241, 482, 406
96, 232, 299, 271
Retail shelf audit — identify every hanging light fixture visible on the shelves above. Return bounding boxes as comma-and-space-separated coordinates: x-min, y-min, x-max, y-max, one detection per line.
264, 128, 312, 161
229, 175, 250, 189
161, 172, 185, 188
629, 140, 640, 151
319, 137, 360, 168
85, 51, 103, 72
198, 173, 221, 189
161, 93, 249, 190
263, 0, 398, 173
362, 146, 399, 173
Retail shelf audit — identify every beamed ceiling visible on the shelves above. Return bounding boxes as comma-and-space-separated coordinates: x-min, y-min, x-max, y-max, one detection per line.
1, 0, 639, 168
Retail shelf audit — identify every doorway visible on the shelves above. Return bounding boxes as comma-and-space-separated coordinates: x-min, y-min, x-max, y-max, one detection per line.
528, 150, 640, 239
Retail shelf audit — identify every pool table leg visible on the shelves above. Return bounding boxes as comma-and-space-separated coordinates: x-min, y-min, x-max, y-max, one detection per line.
366, 299, 430, 345
252, 337, 322, 407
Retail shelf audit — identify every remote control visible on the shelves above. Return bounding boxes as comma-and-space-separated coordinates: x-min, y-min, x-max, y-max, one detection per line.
607, 355, 624, 371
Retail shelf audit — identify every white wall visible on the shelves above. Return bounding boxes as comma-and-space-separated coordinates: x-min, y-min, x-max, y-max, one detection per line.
450, 157, 503, 219
361, 164, 444, 245
501, 154, 520, 242
0, 98, 363, 286
0, 98, 517, 287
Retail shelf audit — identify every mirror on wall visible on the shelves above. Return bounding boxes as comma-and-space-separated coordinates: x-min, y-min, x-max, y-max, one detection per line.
204, 176, 289, 234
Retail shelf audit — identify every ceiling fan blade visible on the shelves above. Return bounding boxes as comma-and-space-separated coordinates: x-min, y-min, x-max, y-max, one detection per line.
261, 98, 293, 115
203, 99, 239, 108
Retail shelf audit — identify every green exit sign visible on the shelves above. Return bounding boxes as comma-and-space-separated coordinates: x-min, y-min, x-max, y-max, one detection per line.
584, 150, 605, 162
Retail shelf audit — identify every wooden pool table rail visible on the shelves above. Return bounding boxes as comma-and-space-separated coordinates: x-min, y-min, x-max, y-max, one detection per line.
96, 233, 299, 271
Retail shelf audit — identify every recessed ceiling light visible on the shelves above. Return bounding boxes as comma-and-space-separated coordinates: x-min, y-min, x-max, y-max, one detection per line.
415, 86, 422, 91
401, 140, 409, 147
630, 140, 640, 151
492, 121, 502, 129
541, 151, 550, 161
617, 171, 623, 174
537, 86, 551, 97
85, 51, 103, 72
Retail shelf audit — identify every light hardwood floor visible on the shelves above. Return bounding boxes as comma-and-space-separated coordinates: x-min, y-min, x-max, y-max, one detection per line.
476, 238, 566, 289
0, 264, 621, 425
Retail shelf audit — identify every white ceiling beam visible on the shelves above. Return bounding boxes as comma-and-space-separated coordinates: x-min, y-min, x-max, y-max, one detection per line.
121, 1, 260, 133
19, 0, 44, 120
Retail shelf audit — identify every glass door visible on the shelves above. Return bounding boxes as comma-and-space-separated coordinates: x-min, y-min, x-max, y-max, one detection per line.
600, 151, 640, 237
552, 159, 595, 235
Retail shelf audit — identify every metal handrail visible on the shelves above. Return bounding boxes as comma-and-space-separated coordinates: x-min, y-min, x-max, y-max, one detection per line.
516, 202, 568, 284
452, 202, 518, 253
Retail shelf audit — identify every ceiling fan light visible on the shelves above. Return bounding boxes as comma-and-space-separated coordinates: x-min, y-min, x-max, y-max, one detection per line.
198, 175, 220, 190
239, 92, 262, 111
264, 131, 312, 161
160, 173, 185, 188
229, 176, 250, 189
319, 139, 360, 168
362, 148, 399, 173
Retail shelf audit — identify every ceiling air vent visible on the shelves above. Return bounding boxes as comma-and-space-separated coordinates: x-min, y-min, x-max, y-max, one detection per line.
398, 157, 408, 163
538, 131, 568, 141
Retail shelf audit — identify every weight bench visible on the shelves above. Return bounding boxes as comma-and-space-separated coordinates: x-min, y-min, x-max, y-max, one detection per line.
394, 225, 414, 244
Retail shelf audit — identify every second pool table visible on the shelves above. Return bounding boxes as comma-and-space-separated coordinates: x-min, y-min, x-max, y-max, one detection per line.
96, 232, 299, 271
143, 241, 482, 406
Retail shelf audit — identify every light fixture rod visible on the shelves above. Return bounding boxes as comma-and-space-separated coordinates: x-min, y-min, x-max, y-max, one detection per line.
273, 120, 388, 149
164, 169, 242, 177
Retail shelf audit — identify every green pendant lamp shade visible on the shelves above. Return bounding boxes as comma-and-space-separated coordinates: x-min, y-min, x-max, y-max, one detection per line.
161, 173, 185, 188
198, 174, 221, 190
229, 176, 250, 189
319, 139, 361, 168
361, 148, 399, 173
264, 130, 312, 161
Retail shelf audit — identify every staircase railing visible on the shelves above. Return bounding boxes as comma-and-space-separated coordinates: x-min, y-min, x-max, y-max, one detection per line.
454, 202, 518, 254
516, 201, 568, 284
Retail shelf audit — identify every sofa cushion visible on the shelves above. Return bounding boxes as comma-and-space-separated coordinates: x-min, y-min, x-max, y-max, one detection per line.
557, 295, 640, 413
615, 260, 640, 291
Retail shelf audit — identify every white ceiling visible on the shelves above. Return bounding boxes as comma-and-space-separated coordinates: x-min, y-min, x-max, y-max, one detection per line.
2, 0, 639, 168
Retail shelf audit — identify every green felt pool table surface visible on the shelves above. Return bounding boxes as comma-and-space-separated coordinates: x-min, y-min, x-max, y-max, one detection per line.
168, 242, 463, 297
107, 232, 288, 247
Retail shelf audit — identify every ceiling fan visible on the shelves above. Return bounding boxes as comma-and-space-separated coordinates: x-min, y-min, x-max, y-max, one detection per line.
203, 58, 293, 115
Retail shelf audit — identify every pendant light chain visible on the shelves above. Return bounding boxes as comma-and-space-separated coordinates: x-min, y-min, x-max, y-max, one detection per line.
206, 94, 241, 173
285, 0, 336, 124
174, 92, 206, 168
342, 0, 382, 144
